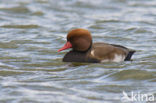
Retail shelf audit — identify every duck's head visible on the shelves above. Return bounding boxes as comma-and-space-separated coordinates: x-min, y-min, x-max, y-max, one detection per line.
58, 28, 92, 52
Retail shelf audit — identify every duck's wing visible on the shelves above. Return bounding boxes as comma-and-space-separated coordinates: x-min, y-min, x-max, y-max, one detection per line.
90, 43, 135, 62
90, 43, 116, 60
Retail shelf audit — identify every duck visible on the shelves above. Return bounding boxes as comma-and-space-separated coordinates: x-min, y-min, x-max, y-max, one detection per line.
58, 28, 135, 63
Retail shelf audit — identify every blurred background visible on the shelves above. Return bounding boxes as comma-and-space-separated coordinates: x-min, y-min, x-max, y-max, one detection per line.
0, 0, 156, 103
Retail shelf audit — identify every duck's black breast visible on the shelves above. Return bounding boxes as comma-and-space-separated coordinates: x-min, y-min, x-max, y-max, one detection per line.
63, 50, 99, 63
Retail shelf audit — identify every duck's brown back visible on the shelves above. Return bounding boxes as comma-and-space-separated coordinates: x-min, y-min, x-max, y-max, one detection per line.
88, 43, 135, 62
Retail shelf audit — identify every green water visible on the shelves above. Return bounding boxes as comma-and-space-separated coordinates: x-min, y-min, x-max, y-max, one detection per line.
0, 0, 156, 103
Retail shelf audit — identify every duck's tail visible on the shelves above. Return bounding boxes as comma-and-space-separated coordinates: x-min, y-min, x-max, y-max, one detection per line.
124, 50, 136, 61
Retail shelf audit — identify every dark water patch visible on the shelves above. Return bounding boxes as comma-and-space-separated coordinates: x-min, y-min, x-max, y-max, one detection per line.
0, 6, 30, 14
24, 46, 48, 52
0, 64, 15, 69
38, 49, 58, 55
21, 66, 67, 72
0, 42, 18, 49
87, 84, 139, 93
10, 40, 50, 45
0, 70, 25, 76
95, 19, 121, 24
32, 11, 44, 16
108, 69, 155, 81
89, 25, 105, 30
23, 61, 65, 68
1, 24, 40, 29
134, 28, 153, 34
0, 56, 30, 60
35, 0, 49, 4
124, 27, 154, 34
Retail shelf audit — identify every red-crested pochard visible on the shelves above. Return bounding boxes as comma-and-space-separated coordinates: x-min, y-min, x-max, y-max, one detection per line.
58, 28, 135, 63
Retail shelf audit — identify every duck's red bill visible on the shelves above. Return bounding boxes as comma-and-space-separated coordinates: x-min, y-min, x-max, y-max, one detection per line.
58, 41, 72, 52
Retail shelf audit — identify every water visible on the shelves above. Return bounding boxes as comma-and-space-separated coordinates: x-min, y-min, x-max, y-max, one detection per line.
0, 0, 156, 103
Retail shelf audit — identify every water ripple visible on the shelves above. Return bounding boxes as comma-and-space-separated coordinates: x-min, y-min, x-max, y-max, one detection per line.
0, 0, 156, 103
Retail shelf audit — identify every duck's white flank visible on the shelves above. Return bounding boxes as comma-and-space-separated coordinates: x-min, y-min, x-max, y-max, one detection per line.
101, 54, 125, 63
112, 54, 125, 62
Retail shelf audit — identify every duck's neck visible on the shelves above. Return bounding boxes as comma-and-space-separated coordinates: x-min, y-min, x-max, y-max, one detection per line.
73, 42, 92, 53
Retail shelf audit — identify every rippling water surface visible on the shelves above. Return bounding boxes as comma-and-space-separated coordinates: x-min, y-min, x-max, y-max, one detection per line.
0, 0, 156, 103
